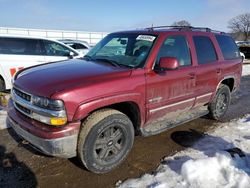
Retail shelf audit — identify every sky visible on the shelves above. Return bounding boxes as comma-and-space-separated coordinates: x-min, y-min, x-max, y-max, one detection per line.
0, 0, 250, 32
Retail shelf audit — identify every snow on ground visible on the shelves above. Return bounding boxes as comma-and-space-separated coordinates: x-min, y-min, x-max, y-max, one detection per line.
242, 64, 250, 76
117, 115, 250, 188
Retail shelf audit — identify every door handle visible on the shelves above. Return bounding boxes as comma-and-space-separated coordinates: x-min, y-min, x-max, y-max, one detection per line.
188, 73, 196, 79
216, 68, 221, 74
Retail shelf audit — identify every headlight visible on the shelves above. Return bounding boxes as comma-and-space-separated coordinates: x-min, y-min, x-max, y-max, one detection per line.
31, 96, 67, 126
31, 96, 64, 111
33, 112, 67, 126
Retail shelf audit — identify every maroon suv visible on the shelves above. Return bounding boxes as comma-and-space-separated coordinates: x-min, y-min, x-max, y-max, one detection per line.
8, 26, 242, 173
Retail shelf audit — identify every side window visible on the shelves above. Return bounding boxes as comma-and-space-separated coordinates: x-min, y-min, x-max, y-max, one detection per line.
193, 36, 217, 64
156, 35, 191, 66
43, 40, 74, 56
24, 39, 45, 55
75, 43, 88, 49
215, 35, 241, 60
0, 38, 44, 55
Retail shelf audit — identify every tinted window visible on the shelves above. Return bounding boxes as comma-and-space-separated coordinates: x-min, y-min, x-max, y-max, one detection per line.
157, 35, 191, 66
43, 40, 75, 56
216, 35, 241, 60
193, 36, 217, 64
75, 43, 88, 49
0, 38, 44, 55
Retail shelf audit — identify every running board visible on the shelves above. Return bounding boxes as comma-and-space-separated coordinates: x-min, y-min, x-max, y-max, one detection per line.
140, 106, 209, 137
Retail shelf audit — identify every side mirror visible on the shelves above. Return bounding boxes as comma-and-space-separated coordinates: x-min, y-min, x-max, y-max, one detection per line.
68, 51, 75, 59
157, 57, 179, 71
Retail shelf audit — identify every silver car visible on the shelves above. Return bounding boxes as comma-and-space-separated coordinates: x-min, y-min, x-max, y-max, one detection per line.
59, 39, 91, 56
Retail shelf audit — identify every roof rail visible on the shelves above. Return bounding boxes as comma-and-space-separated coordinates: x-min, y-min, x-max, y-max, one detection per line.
145, 25, 192, 31
145, 25, 225, 34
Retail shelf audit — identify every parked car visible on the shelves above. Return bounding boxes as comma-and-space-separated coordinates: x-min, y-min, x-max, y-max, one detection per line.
59, 39, 90, 56
240, 52, 245, 61
8, 26, 242, 174
0, 35, 81, 91
236, 41, 250, 59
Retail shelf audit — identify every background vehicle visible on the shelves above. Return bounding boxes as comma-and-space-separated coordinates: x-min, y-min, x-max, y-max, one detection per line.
59, 39, 91, 56
236, 41, 250, 60
240, 52, 245, 61
0, 35, 81, 91
8, 26, 242, 174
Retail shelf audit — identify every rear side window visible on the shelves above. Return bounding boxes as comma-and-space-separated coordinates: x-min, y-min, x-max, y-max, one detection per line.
0, 38, 44, 55
215, 35, 241, 60
193, 36, 217, 64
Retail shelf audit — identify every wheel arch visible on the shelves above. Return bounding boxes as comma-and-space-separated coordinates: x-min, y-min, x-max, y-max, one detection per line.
108, 102, 141, 134
74, 99, 144, 135
216, 76, 235, 92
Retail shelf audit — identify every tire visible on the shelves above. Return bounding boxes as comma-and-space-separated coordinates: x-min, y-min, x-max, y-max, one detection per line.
208, 84, 231, 120
77, 109, 134, 174
0, 78, 5, 92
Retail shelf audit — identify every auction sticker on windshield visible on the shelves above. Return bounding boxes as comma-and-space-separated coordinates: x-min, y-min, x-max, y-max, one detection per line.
136, 35, 156, 42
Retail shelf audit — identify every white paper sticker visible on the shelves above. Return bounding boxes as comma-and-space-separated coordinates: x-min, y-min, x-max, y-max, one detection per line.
136, 35, 156, 42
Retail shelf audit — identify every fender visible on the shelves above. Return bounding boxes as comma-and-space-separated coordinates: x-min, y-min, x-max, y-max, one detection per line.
73, 92, 145, 126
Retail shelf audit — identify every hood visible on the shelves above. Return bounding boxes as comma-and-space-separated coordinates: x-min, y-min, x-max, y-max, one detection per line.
14, 59, 132, 97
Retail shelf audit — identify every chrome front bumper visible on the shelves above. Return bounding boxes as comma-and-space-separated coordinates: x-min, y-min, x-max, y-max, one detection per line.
7, 116, 78, 158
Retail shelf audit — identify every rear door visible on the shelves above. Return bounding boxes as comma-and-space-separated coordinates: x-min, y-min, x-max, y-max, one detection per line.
146, 34, 196, 122
0, 37, 45, 89
191, 35, 219, 108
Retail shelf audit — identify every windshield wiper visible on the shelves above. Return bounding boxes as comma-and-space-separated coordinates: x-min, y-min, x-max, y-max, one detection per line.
93, 58, 121, 67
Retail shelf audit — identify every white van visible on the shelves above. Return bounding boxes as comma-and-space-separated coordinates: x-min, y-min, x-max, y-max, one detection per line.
0, 35, 81, 91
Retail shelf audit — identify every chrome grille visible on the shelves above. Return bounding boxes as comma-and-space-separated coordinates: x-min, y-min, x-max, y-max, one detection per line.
13, 88, 31, 102
15, 103, 31, 115
11, 87, 65, 120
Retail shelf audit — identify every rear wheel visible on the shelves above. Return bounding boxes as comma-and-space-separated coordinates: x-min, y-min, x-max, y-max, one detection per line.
208, 84, 231, 120
77, 109, 134, 174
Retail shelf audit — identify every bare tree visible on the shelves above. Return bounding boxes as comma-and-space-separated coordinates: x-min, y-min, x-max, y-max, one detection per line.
228, 13, 250, 41
172, 20, 191, 27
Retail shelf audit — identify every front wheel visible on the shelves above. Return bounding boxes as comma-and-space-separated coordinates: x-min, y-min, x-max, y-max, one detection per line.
208, 84, 231, 120
77, 109, 134, 174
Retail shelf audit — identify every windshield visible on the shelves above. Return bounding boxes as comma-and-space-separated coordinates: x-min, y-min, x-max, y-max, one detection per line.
85, 33, 157, 68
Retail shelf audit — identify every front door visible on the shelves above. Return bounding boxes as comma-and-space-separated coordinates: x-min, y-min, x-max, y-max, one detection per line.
43, 40, 77, 63
145, 35, 196, 124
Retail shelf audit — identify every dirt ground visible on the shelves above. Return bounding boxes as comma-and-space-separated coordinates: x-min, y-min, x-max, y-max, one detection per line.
1, 74, 250, 188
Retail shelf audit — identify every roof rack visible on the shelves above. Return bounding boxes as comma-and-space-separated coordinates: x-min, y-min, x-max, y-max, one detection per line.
145, 26, 225, 34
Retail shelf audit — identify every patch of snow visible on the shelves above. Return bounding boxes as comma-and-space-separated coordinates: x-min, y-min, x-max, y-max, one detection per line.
117, 115, 250, 188
242, 64, 250, 76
